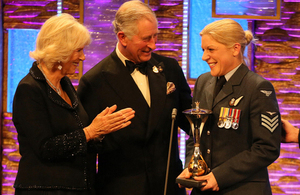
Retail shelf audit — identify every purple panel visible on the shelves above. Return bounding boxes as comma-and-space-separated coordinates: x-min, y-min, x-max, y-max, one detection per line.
83, 0, 122, 73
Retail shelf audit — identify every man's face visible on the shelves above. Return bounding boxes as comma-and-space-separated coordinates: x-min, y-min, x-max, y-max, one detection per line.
124, 18, 158, 64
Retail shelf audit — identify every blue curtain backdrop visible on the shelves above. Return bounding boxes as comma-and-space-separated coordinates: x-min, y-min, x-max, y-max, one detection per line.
189, 0, 248, 79
7, 29, 38, 112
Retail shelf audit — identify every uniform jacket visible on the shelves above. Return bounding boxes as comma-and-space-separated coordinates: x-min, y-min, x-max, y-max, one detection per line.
77, 50, 192, 195
186, 64, 281, 195
13, 62, 97, 193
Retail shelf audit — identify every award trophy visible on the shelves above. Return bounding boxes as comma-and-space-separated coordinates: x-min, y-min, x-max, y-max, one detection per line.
176, 102, 212, 188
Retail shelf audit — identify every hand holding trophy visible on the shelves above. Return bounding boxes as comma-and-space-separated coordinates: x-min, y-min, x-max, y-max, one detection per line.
176, 102, 212, 188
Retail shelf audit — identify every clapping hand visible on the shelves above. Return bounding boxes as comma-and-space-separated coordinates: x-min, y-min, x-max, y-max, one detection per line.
84, 105, 135, 141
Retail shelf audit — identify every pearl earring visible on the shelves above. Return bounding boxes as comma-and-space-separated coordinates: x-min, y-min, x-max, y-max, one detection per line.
57, 61, 62, 70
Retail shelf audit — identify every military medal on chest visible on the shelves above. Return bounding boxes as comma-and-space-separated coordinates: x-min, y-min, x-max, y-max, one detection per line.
224, 108, 233, 129
217, 107, 226, 128
218, 107, 241, 130
232, 109, 241, 130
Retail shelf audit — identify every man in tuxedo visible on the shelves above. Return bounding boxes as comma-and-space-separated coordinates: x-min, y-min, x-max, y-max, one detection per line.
77, 1, 192, 194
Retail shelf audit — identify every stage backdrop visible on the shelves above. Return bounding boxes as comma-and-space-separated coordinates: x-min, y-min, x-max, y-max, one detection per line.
2, 0, 300, 195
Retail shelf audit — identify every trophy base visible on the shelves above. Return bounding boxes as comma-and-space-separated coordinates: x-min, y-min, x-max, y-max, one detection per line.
176, 177, 206, 188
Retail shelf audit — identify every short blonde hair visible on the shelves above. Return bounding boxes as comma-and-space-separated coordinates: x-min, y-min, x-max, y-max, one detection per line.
112, 0, 157, 39
200, 19, 254, 65
30, 13, 91, 69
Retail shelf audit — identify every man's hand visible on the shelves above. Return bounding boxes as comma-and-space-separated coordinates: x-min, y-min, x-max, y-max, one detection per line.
282, 119, 299, 143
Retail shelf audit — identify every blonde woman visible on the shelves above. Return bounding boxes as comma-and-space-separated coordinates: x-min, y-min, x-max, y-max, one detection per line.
12, 13, 135, 195
178, 19, 281, 195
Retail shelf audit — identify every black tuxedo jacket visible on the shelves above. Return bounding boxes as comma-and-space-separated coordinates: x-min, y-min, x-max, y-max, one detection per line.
187, 64, 281, 195
78, 50, 192, 195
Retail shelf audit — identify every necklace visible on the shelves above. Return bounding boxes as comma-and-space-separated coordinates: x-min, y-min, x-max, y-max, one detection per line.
38, 64, 61, 95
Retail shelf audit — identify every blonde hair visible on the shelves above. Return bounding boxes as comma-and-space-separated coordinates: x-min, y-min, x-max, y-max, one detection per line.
30, 13, 91, 69
200, 19, 254, 65
112, 0, 157, 39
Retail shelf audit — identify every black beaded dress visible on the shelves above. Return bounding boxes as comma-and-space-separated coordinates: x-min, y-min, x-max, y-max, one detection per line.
12, 62, 97, 195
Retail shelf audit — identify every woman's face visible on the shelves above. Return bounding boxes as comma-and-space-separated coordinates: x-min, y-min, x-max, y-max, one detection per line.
61, 47, 85, 75
201, 34, 237, 77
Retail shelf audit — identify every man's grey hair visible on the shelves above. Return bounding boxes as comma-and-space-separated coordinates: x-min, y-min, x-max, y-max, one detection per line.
112, 0, 157, 39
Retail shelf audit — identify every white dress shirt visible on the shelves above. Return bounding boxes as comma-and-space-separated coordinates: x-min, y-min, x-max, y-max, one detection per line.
116, 43, 151, 107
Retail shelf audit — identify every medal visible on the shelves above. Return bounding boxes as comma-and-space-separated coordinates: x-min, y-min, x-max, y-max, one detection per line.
217, 107, 225, 128
232, 109, 241, 130
224, 108, 233, 129
218, 107, 229, 128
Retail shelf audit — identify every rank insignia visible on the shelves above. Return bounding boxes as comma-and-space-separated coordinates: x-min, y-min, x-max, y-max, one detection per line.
261, 113, 278, 133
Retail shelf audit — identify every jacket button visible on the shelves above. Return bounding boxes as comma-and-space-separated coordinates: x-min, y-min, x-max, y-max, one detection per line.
207, 131, 210, 135
207, 149, 210, 154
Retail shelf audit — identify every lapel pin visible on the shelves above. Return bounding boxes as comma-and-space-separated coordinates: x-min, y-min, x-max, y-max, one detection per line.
158, 66, 163, 72
153, 66, 159, 73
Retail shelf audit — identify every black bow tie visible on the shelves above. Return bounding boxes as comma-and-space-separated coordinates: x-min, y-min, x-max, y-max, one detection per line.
125, 60, 147, 75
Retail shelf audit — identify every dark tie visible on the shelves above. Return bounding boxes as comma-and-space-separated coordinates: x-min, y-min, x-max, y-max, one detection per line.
213, 76, 226, 100
125, 60, 147, 75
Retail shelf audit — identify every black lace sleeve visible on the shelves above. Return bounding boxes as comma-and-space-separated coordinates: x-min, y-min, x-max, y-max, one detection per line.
41, 129, 87, 161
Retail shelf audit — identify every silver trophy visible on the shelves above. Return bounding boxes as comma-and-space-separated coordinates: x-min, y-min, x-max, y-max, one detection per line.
176, 102, 212, 188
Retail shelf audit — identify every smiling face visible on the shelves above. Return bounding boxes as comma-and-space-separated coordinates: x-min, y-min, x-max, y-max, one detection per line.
61, 47, 85, 75
201, 34, 240, 77
120, 18, 158, 64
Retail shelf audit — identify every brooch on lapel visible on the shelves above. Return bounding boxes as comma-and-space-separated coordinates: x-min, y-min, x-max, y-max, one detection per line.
167, 82, 176, 95
153, 65, 163, 73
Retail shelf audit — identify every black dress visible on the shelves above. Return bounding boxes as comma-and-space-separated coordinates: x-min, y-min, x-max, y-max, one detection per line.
13, 62, 98, 195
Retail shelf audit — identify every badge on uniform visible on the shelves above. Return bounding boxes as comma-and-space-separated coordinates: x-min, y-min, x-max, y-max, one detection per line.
229, 96, 243, 107
218, 107, 241, 130
261, 112, 278, 133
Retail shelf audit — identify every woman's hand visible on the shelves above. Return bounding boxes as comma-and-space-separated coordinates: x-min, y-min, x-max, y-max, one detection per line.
194, 172, 219, 191
84, 105, 135, 141
177, 168, 191, 188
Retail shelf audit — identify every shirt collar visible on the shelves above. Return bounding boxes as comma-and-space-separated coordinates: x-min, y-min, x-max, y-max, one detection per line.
116, 42, 129, 66
224, 63, 242, 81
